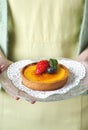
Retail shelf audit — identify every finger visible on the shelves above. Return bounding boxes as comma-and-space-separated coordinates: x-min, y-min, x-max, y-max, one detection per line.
18, 90, 36, 103
0, 73, 20, 100
10, 95, 20, 100
0, 64, 5, 73
1, 83, 20, 100
30, 100, 36, 104
0, 71, 36, 103
0, 58, 11, 72
25, 97, 36, 104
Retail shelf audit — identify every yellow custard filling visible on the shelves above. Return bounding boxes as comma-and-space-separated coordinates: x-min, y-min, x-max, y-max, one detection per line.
23, 64, 67, 83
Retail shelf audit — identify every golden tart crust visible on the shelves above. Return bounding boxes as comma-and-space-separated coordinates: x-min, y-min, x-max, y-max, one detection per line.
20, 63, 69, 91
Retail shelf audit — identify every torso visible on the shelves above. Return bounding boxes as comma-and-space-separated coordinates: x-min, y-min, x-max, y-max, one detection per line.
8, 0, 84, 61
5, 1, 88, 130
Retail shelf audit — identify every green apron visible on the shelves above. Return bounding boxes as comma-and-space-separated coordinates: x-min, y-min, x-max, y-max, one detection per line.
0, 0, 88, 130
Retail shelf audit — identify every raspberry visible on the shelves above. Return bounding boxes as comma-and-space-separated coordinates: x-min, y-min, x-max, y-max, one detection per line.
35, 60, 49, 74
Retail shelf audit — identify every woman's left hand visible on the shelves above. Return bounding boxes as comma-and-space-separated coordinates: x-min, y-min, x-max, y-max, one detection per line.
74, 48, 88, 93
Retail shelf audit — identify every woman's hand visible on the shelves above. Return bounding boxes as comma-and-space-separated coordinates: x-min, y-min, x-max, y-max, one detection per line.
0, 56, 36, 104
76, 48, 88, 63
73, 48, 88, 93
76, 48, 88, 74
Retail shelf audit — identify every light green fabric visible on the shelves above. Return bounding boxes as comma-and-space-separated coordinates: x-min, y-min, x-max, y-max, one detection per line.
0, 0, 7, 56
78, 0, 88, 53
1, 91, 88, 130
8, 0, 84, 61
0, 1, 88, 130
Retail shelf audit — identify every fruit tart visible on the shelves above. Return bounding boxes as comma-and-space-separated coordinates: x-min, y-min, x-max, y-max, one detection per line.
20, 59, 69, 91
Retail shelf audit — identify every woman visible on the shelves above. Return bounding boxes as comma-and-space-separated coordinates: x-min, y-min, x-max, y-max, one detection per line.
0, 0, 88, 130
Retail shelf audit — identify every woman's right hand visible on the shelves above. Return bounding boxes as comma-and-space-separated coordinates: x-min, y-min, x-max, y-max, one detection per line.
0, 56, 36, 104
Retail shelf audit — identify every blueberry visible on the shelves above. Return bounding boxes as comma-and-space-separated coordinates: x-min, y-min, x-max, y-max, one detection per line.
47, 67, 56, 74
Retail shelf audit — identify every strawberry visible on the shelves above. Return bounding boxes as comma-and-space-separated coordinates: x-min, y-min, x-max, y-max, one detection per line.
35, 60, 49, 74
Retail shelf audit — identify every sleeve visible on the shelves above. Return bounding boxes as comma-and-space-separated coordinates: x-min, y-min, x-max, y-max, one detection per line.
78, 0, 88, 54
0, 0, 8, 56
78, 0, 88, 95
0, 0, 8, 90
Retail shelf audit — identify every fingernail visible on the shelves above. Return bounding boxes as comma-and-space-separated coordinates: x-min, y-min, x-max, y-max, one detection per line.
0, 69, 2, 73
15, 97, 20, 100
0, 64, 5, 73
1, 64, 5, 68
12, 96, 20, 100
30, 100, 36, 104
